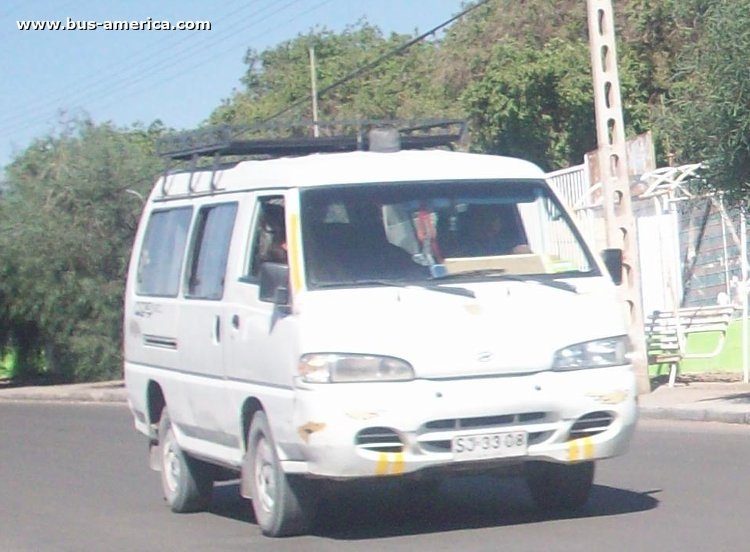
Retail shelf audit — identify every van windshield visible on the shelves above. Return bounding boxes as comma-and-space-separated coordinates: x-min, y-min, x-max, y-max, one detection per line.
300, 180, 598, 288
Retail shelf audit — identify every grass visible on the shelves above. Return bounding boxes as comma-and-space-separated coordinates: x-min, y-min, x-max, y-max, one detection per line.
0, 349, 17, 380
649, 318, 750, 377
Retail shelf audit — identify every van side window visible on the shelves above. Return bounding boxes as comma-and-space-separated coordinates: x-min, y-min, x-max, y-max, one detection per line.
248, 197, 286, 278
136, 207, 192, 297
185, 202, 238, 300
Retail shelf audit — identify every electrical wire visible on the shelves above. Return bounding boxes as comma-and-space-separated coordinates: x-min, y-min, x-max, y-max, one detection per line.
0, 0, 320, 134
83, 0, 335, 122
255, 0, 492, 127
2, 0, 487, 151
0, 0, 287, 130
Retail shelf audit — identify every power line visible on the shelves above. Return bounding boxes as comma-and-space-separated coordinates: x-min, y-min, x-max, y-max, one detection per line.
256, 0, 492, 127
0, 0, 331, 134
0, 0, 286, 131
81, 0, 335, 123
2, 0, 480, 150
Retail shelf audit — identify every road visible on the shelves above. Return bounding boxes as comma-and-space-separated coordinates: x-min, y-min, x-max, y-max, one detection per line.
1, 402, 748, 551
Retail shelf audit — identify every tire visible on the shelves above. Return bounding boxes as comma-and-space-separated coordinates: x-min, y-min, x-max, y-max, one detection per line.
246, 411, 316, 537
525, 460, 595, 512
158, 408, 213, 513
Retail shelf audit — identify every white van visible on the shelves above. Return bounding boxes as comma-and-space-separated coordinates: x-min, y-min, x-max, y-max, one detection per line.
124, 129, 638, 537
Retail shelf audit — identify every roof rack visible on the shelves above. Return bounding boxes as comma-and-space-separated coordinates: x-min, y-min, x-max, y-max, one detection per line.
156, 119, 467, 161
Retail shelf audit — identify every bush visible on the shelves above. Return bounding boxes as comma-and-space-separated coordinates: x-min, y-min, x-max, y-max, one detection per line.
0, 120, 162, 382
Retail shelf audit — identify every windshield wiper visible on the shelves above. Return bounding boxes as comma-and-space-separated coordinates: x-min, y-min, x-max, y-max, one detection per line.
532, 278, 579, 293
430, 269, 510, 281
430, 270, 579, 294
327, 279, 476, 298
418, 283, 476, 298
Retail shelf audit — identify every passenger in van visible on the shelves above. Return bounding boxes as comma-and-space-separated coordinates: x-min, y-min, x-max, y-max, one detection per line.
344, 204, 428, 277
258, 204, 287, 265
305, 202, 425, 284
459, 204, 531, 256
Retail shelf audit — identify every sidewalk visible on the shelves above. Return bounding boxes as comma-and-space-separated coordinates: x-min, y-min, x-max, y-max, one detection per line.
0, 380, 128, 403
638, 380, 750, 424
3, 378, 750, 425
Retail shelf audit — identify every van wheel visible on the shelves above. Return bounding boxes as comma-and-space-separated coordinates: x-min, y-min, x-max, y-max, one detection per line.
247, 411, 316, 537
525, 460, 594, 511
158, 408, 213, 513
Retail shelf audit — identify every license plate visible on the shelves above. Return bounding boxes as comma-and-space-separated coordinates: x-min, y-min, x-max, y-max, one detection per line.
452, 431, 528, 461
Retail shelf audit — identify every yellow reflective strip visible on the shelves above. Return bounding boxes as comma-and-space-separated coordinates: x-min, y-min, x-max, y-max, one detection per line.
568, 440, 580, 461
391, 452, 405, 475
376, 453, 389, 476
288, 213, 302, 293
583, 437, 595, 459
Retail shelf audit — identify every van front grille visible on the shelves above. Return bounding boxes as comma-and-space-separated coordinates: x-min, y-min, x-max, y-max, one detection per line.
423, 411, 548, 432
569, 411, 614, 439
418, 411, 553, 453
355, 427, 404, 453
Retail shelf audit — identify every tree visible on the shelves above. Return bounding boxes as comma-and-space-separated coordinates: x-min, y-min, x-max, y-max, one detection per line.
0, 119, 162, 381
460, 38, 598, 170
209, 3, 674, 170
666, 0, 750, 204
209, 22, 456, 131
444, 0, 652, 170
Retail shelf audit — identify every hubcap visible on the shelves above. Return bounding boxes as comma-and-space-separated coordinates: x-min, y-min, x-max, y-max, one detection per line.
254, 435, 276, 513
163, 433, 180, 493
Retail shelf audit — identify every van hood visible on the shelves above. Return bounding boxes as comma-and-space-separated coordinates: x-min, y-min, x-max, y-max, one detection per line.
295, 279, 627, 379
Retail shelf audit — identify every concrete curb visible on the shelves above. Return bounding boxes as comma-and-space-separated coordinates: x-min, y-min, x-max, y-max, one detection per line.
639, 406, 750, 425
0, 381, 127, 403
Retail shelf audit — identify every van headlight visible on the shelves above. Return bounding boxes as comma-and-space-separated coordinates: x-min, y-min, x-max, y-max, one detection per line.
299, 354, 414, 383
552, 336, 631, 370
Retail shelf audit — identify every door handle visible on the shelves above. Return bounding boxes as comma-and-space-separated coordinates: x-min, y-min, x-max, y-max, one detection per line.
214, 315, 221, 343
231, 314, 240, 329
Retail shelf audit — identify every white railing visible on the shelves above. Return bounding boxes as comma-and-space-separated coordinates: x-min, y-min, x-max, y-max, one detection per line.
546, 163, 602, 249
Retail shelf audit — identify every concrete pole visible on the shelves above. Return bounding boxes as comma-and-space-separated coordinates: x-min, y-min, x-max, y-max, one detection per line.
587, 0, 650, 394
741, 213, 748, 383
308, 46, 320, 138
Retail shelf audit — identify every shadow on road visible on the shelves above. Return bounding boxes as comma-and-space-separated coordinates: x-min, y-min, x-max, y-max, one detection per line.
206, 475, 659, 540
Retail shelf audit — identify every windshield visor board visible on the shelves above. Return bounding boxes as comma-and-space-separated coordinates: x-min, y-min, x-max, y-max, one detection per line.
299, 180, 599, 289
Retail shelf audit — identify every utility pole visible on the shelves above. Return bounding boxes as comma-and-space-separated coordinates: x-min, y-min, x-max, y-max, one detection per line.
586, 0, 650, 394
308, 46, 320, 138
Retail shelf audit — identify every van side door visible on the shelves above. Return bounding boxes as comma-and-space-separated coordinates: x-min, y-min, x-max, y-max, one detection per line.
176, 200, 239, 454
125, 204, 192, 411
223, 194, 298, 448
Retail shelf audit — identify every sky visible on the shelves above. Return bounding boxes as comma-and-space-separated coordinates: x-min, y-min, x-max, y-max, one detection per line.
0, 0, 466, 168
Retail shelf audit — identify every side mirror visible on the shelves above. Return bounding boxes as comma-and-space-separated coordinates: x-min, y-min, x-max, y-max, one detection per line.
601, 248, 623, 286
259, 262, 290, 307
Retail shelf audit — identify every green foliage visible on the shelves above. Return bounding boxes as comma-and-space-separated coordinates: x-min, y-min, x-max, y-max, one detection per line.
439, 0, 588, 96
0, 349, 17, 379
460, 38, 597, 170
209, 22, 457, 129
667, 0, 750, 204
0, 119, 162, 381
210, 4, 667, 170
446, 0, 656, 169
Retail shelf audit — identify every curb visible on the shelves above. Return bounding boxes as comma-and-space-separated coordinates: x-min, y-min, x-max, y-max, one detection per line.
639, 406, 750, 425
0, 381, 127, 403
0, 390, 128, 403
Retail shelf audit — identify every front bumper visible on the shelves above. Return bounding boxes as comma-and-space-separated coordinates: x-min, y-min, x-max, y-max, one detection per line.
284, 366, 638, 478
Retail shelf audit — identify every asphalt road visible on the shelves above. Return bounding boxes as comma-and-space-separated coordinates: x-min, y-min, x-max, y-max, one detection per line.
1, 403, 749, 551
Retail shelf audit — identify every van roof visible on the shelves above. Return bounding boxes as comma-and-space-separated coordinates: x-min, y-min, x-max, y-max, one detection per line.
154, 149, 547, 199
